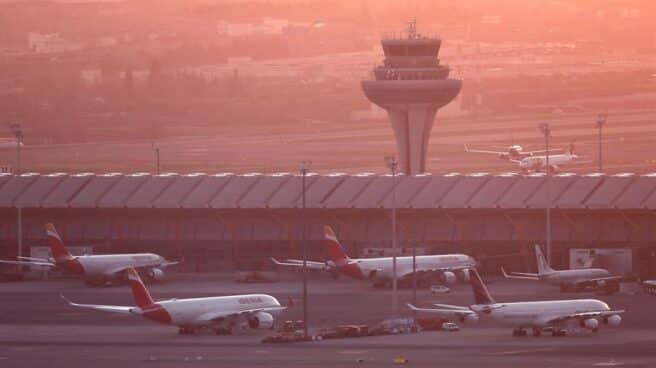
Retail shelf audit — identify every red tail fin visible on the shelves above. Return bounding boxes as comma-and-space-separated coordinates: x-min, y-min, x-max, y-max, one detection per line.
324, 226, 350, 265
126, 268, 155, 308
45, 223, 73, 263
470, 269, 495, 305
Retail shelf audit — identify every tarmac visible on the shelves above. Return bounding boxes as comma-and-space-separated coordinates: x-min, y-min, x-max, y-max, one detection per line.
1, 273, 655, 367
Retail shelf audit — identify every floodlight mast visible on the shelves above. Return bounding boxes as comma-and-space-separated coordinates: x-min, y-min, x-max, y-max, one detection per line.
539, 123, 552, 266
385, 156, 399, 316
596, 113, 608, 172
300, 160, 311, 339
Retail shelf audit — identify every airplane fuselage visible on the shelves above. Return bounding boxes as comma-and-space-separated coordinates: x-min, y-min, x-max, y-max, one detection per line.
59, 253, 165, 278
134, 294, 282, 327
520, 153, 576, 171
473, 299, 611, 328
540, 269, 611, 285
347, 254, 476, 280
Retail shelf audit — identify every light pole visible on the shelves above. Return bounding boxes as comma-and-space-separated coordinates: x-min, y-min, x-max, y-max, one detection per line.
385, 156, 398, 316
10, 123, 22, 174
10, 123, 23, 275
152, 143, 160, 175
596, 113, 607, 172
300, 160, 311, 339
538, 123, 552, 266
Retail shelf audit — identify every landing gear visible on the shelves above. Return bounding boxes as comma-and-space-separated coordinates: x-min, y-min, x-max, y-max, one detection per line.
512, 328, 527, 337
551, 329, 566, 337
178, 326, 196, 335
532, 328, 541, 337
213, 327, 232, 335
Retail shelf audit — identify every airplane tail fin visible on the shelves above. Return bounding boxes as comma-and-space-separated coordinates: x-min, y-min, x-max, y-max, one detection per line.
534, 244, 554, 275
323, 226, 351, 265
45, 223, 73, 262
126, 268, 155, 308
470, 269, 495, 305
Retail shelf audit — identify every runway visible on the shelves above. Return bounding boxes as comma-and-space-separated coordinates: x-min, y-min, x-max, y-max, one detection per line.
1, 274, 655, 367
2, 108, 655, 174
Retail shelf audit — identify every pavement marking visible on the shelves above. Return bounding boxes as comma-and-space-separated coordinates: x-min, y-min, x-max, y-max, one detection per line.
593, 360, 624, 367
491, 348, 553, 356
338, 350, 367, 355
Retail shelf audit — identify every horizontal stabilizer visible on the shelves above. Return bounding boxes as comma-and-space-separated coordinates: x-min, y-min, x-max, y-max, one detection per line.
61, 294, 134, 314
0, 259, 55, 268
501, 267, 540, 280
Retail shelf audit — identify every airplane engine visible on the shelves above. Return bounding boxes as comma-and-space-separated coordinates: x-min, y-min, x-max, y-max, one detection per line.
549, 165, 560, 174
442, 271, 457, 285
583, 318, 599, 331
248, 312, 274, 329
461, 314, 479, 324
597, 280, 606, 287
460, 269, 471, 282
605, 314, 622, 327
147, 268, 165, 281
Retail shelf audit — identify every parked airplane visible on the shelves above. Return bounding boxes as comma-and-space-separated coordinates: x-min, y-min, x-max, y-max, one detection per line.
408, 269, 624, 337
272, 225, 477, 288
0, 137, 23, 149
62, 268, 285, 334
642, 280, 656, 296
464, 144, 559, 161
501, 244, 622, 292
0, 223, 178, 286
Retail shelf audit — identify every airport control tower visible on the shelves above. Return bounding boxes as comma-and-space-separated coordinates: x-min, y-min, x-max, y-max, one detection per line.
362, 21, 462, 174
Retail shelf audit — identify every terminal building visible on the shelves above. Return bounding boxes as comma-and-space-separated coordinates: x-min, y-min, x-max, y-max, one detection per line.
0, 171, 655, 279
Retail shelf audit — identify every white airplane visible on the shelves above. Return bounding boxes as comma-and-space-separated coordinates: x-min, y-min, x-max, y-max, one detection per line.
272, 225, 477, 288
408, 269, 624, 337
0, 223, 178, 286
510, 143, 582, 173
501, 244, 622, 292
0, 137, 23, 149
464, 144, 559, 161
62, 268, 285, 334
642, 280, 656, 296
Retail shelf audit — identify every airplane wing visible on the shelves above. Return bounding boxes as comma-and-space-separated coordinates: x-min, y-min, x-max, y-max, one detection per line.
501, 267, 540, 280
523, 148, 563, 155
407, 303, 475, 318
270, 257, 328, 271
572, 276, 623, 287
433, 303, 472, 310
398, 264, 472, 279
0, 259, 55, 268
61, 294, 134, 314
542, 309, 625, 326
464, 144, 504, 155
195, 306, 287, 324
159, 260, 179, 268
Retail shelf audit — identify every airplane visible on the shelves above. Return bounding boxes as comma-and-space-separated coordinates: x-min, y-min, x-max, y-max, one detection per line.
0, 137, 23, 149
642, 280, 656, 296
407, 269, 624, 337
272, 225, 477, 288
464, 143, 559, 161
501, 244, 622, 292
511, 143, 582, 173
0, 223, 178, 286
62, 268, 285, 335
